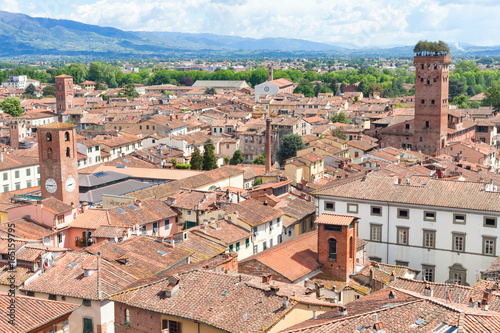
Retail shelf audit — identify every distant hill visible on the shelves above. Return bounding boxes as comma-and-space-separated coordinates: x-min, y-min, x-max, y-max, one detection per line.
0, 10, 499, 59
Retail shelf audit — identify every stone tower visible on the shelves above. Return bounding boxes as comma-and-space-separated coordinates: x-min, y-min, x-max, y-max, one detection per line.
37, 122, 79, 206
413, 55, 451, 155
55, 74, 74, 120
316, 214, 358, 282
268, 65, 273, 82
9, 119, 27, 149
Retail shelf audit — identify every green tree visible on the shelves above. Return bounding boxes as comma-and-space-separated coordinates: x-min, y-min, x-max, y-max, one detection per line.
24, 84, 36, 96
121, 83, 139, 99
252, 178, 263, 187
451, 94, 469, 109
277, 134, 305, 165
0, 97, 23, 117
202, 140, 218, 171
449, 77, 467, 101
252, 153, 266, 165
171, 158, 177, 168
190, 146, 204, 170
483, 81, 500, 114
229, 149, 244, 165
42, 85, 56, 97
331, 112, 350, 124
204, 87, 216, 95
331, 127, 347, 140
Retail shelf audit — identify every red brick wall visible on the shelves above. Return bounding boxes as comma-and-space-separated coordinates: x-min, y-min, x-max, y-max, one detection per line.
115, 304, 162, 333
317, 222, 357, 282
413, 56, 451, 155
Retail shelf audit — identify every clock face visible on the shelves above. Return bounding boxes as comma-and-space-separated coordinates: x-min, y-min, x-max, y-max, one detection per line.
45, 178, 57, 194
65, 175, 76, 192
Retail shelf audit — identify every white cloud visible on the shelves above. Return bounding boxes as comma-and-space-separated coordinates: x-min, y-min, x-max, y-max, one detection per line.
21, 0, 500, 46
0, 0, 20, 13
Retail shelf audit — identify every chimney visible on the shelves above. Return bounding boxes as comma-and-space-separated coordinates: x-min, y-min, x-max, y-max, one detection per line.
262, 274, 272, 284
312, 310, 317, 319
0, 152, 3, 162
338, 306, 347, 316
164, 276, 180, 298
315, 282, 324, 299
265, 117, 271, 174
424, 285, 433, 297
81, 202, 89, 212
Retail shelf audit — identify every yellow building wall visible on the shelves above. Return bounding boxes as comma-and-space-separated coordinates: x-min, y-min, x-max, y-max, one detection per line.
0, 211, 8, 223
268, 303, 335, 333
160, 315, 223, 333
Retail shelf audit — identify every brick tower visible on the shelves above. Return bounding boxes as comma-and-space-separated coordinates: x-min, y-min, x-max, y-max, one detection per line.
413, 55, 451, 155
37, 122, 79, 206
316, 214, 358, 281
268, 65, 273, 82
55, 74, 74, 120
9, 119, 27, 149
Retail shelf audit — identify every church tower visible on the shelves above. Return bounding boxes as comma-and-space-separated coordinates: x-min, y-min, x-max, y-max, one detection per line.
413, 55, 451, 155
316, 214, 358, 281
268, 65, 273, 82
55, 74, 74, 120
37, 122, 79, 206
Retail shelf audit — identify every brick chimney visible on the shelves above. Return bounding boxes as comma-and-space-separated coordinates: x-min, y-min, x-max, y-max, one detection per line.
265, 117, 271, 174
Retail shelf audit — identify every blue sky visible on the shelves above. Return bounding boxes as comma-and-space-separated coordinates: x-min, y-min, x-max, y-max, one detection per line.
2, 0, 500, 47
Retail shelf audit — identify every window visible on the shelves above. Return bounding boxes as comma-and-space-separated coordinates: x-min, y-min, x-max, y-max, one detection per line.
452, 233, 466, 252
453, 214, 466, 225
347, 203, 358, 214
324, 201, 335, 211
484, 217, 497, 228
124, 308, 130, 324
46, 132, 52, 141
66, 147, 71, 158
421, 99, 425, 104
328, 238, 337, 260
483, 237, 496, 256
278, 234, 282, 244
58, 233, 63, 244
167, 320, 181, 333
449, 263, 467, 285
15, 183, 20, 190
3, 185, 8, 192
397, 227, 409, 245
236, 242, 240, 251
270, 238, 273, 247
397, 209, 409, 219
27, 181, 31, 188
15, 170, 19, 178
37, 166, 40, 174
187, 210, 191, 215
246, 238, 250, 247
395, 260, 409, 267
423, 230, 436, 248
164, 219, 170, 230
422, 265, 435, 282
370, 224, 382, 242
425, 121, 429, 128
82, 299, 91, 306
371, 206, 382, 216
424, 211, 436, 222
64, 132, 70, 141
48, 294, 57, 301
3, 173, 7, 181
26, 291, 34, 297
95, 145, 99, 151
26, 168, 31, 176
325, 225, 342, 232
369, 256, 382, 263
229, 244, 233, 252
83, 318, 93, 333
253, 245, 258, 254
263, 241, 268, 250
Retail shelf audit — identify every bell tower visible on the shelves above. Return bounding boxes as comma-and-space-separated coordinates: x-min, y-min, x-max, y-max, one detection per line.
268, 65, 273, 82
37, 122, 79, 206
55, 74, 74, 121
413, 55, 451, 155
316, 214, 358, 282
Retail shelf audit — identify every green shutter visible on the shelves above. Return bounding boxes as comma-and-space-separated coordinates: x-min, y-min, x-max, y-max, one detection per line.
229, 244, 233, 252
83, 318, 93, 333
236, 242, 240, 251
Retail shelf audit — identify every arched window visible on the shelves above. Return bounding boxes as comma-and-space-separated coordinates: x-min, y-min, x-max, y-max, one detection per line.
47, 147, 53, 158
328, 238, 337, 260
421, 99, 425, 104
46, 133, 52, 141
431, 100, 435, 104
124, 308, 130, 324
425, 121, 429, 128
349, 236, 354, 259
66, 147, 71, 158
64, 132, 70, 141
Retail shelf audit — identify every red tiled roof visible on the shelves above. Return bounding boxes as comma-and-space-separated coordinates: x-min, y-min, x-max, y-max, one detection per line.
315, 213, 358, 226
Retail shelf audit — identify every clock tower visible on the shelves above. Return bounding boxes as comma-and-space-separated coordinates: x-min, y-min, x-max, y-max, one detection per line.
37, 122, 79, 206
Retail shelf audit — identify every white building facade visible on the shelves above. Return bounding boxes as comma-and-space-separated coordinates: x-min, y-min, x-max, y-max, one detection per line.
314, 175, 500, 286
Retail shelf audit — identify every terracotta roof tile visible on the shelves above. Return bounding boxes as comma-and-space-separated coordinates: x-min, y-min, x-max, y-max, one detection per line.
315, 213, 358, 226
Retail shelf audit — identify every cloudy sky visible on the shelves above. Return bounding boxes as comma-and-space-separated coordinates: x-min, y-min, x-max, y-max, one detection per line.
2, 0, 499, 47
